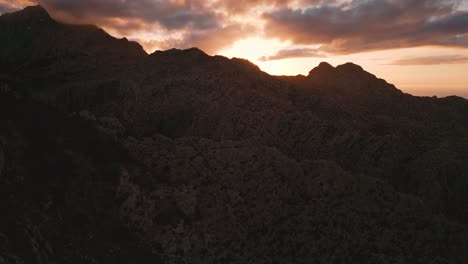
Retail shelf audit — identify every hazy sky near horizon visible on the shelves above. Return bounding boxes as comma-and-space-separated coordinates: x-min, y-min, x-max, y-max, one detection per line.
2, 0, 468, 98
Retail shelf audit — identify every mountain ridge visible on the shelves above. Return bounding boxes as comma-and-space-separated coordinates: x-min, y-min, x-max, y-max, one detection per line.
4, 5, 464, 100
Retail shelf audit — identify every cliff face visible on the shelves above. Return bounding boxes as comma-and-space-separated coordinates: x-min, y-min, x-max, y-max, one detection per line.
1, 6, 468, 264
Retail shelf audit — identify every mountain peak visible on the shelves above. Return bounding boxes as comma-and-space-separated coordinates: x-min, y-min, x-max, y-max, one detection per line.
1, 5, 52, 22
15, 5, 49, 17
336, 62, 364, 73
23, 5, 47, 13
185, 47, 207, 55
150, 47, 209, 58
308, 62, 335, 77
318, 61, 334, 68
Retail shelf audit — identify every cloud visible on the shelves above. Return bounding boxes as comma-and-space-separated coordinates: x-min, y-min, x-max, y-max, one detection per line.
262, 0, 468, 54
134, 24, 253, 54
259, 48, 327, 61
177, 24, 255, 54
4, 0, 468, 56
12, 0, 242, 53
10, 0, 348, 54
31, 0, 220, 30
0, 3, 15, 14
212, 0, 291, 14
0, 0, 33, 14
389, 55, 468, 65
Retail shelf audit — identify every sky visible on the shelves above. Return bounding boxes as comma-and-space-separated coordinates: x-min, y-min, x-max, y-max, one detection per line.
1, 0, 468, 98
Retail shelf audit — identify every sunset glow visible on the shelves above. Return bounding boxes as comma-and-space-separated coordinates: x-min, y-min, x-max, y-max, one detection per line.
2, 0, 468, 97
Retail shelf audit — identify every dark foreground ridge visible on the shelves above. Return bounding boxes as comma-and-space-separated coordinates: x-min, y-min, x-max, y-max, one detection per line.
1, 6, 468, 264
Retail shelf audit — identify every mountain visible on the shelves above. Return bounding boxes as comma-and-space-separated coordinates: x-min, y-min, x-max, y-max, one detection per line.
1, 6, 468, 264
0, 5, 146, 112
0, 6, 146, 68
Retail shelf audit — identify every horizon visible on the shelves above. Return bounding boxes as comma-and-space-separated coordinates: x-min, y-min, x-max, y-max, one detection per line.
1, 0, 468, 98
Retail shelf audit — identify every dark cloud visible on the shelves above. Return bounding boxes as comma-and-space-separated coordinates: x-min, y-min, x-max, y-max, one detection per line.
263, 0, 468, 54
33, 0, 219, 30
213, 0, 346, 15
212, 0, 289, 14
259, 48, 327, 61
389, 55, 468, 65
160, 10, 218, 30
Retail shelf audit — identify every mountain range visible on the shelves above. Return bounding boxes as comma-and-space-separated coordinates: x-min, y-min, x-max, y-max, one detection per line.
1, 6, 468, 264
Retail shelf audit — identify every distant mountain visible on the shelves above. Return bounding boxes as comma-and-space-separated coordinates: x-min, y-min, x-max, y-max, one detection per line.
1, 6, 468, 264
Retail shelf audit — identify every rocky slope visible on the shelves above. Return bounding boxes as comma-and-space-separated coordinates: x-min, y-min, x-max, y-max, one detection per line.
280, 63, 468, 223
0, 92, 159, 263
1, 6, 468, 264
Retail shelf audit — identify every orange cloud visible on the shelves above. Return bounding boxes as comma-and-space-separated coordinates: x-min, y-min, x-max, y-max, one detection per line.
389, 55, 468, 65
259, 48, 327, 61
